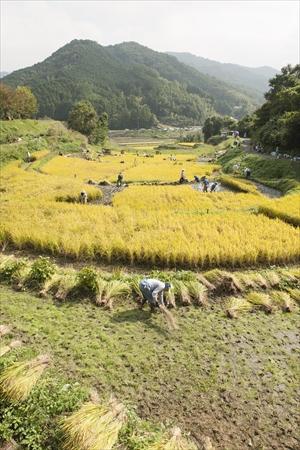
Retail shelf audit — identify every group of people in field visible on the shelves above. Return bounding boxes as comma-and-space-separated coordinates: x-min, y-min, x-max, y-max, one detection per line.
179, 169, 218, 192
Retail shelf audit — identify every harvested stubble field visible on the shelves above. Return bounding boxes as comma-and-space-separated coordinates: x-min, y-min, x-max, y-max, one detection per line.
0, 255, 299, 449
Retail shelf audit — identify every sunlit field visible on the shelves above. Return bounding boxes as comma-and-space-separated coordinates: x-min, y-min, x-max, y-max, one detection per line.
1, 155, 299, 267
42, 153, 219, 183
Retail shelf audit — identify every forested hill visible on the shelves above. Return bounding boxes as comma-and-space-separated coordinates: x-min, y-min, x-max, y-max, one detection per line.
3, 40, 258, 128
168, 52, 278, 100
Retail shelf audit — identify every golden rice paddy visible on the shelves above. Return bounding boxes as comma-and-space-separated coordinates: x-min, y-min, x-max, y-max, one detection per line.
0, 154, 299, 268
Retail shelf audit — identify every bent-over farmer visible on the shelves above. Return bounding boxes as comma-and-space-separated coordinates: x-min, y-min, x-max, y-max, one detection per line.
139, 278, 172, 311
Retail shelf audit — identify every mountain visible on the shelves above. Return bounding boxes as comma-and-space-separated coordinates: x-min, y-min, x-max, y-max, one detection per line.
167, 52, 279, 99
3, 40, 259, 128
0, 71, 10, 78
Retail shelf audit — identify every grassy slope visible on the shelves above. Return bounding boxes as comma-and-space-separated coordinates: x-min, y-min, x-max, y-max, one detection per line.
0, 119, 86, 166
219, 146, 300, 193
1, 286, 299, 449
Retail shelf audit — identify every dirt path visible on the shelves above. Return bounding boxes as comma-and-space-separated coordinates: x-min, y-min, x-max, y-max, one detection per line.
251, 181, 282, 198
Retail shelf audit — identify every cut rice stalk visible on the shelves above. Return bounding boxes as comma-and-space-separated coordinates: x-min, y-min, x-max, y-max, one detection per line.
131, 277, 143, 302
102, 280, 131, 310
252, 273, 269, 290
165, 289, 176, 308
187, 281, 207, 306
94, 278, 107, 306
173, 281, 192, 305
246, 292, 273, 313
158, 305, 178, 331
225, 297, 252, 319
238, 274, 258, 290
52, 272, 77, 301
0, 354, 51, 402
0, 340, 22, 357
270, 291, 294, 312
288, 288, 300, 305
264, 271, 281, 288
0, 325, 12, 337
196, 274, 215, 291
148, 426, 197, 450
61, 397, 126, 450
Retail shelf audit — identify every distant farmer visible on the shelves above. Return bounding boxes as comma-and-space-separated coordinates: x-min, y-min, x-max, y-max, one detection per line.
80, 191, 88, 204
244, 168, 251, 179
210, 181, 218, 192
194, 175, 201, 183
179, 169, 188, 184
202, 177, 210, 192
117, 172, 123, 187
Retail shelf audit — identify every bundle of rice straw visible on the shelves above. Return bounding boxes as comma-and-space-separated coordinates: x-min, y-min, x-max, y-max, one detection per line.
0, 325, 12, 337
225, 297, 252, 319
148, 426, 197, 450
62, 396, 127, 450
158, 305, 178, 330
0, 354, 51, 402
0, 340, 22, 357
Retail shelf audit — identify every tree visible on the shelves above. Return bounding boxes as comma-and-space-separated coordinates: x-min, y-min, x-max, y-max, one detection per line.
68, 100, 109, 144
12, 86, 38, 118
68, 100, 99, 135
251, 64, 300, 153
0, 83, 14, 119
0, 84, 37, 119
202, 115, 236, 142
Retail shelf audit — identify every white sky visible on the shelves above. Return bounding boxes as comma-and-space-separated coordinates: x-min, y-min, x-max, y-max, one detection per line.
1, 0, 299, 72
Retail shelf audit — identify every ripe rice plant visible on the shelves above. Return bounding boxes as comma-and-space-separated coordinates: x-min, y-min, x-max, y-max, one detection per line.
1, 160, 300, 269
0, 354, 50, 402
148, 426, 197, 450
0, 340, 22, 357
246, 292, 274, 313
225, 297, 253, 319
218, 175, 260, 194
270, 291, 294, 312
61, 397, 126, 450
258, 194, 300, 227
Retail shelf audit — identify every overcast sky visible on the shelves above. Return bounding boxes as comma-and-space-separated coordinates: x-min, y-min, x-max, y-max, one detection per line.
1, 0, 299, 72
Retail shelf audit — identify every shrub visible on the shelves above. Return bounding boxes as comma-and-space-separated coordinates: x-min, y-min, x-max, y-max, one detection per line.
0, 259, 27, 284
26, 257, 56, 288
0, 378, 86, 450
207, 135, 226, 146
76, 267, 99, 297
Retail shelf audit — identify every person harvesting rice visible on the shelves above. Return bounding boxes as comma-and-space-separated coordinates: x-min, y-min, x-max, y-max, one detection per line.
139, 278, 177, 329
